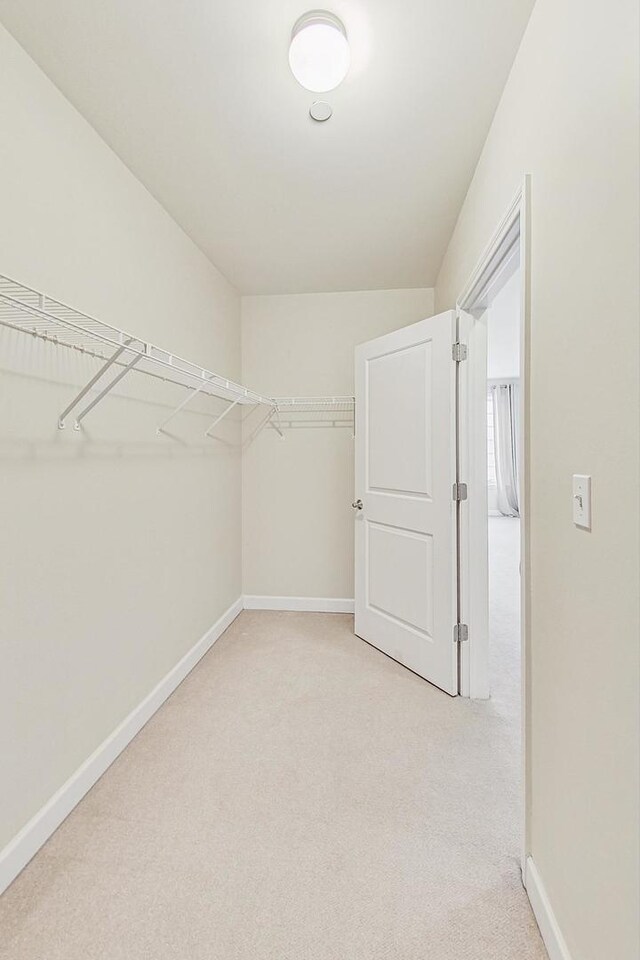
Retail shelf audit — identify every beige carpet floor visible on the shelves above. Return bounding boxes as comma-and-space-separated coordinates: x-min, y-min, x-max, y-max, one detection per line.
0, 519, 547, 959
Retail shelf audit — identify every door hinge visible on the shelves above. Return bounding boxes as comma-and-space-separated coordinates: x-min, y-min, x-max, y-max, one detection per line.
452, 342, 468, 362
452, 481, 468, 501
453, 623, 469, 643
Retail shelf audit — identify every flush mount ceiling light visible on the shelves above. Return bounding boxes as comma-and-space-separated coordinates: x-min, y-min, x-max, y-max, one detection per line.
289, 11, 350, 93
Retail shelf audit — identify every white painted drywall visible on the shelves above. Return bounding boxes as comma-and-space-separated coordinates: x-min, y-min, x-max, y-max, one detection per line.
241, 289, 434, 599
0, 25, 242, 852
436, 1, 640, 957
487, 269, 520, 379
0, 0, 536, 295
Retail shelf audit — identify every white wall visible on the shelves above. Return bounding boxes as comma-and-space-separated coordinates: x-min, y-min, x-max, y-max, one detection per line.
487, 268, 520, 380
0, 24, 243, 851
436, 1, 640, 957
487, 269, 521, 513
242, 289, 434, 599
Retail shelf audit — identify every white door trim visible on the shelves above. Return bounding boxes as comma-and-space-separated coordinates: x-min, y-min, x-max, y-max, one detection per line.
455, 176, 531, 872
455, 307, 489, 699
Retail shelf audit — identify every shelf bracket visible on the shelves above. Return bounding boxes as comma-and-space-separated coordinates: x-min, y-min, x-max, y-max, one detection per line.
270, 404, 284, 439
157, 375, 213, 435
73, 350, 143, 430
204, 398, 241, 438
58, 340, 142, 430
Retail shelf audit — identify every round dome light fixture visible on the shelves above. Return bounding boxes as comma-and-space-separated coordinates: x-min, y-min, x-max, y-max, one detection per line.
289, 11, 350, 93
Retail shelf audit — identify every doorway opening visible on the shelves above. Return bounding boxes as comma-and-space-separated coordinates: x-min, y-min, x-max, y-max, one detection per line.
486, 267, 522, 715
456, 179, 530, 873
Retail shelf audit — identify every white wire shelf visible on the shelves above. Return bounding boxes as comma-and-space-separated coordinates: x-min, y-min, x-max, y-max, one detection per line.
272, 396, 355, 412
0, 273, 272, 429
268, 396, 355, 439
0, 273, 356, 435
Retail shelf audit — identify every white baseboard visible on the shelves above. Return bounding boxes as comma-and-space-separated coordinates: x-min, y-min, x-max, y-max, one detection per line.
243, 595, 354, 614
525, 856, 573, 960
0, 596, 243, 897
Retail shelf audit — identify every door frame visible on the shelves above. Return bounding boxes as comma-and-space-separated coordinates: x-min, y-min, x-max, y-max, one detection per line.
455, 177, 531, 869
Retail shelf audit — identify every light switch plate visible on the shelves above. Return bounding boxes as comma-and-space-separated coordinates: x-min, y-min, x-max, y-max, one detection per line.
572, 474, 591, 529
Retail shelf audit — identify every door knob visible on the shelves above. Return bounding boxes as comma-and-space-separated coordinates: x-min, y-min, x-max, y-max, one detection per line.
352, 499, 363, 510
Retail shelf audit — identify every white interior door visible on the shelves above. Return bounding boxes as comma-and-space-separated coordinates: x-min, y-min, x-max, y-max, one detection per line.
354, 311, 458, 696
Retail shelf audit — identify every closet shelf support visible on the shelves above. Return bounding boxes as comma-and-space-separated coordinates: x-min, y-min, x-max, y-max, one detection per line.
204, 397, 241, 438
157, 373, 213, 435
58, 339, 143, 430
73, 350, 144, 430
270, 405, 284, 439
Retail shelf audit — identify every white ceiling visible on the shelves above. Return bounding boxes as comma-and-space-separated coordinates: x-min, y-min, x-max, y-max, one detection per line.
0, 0, 535, 294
